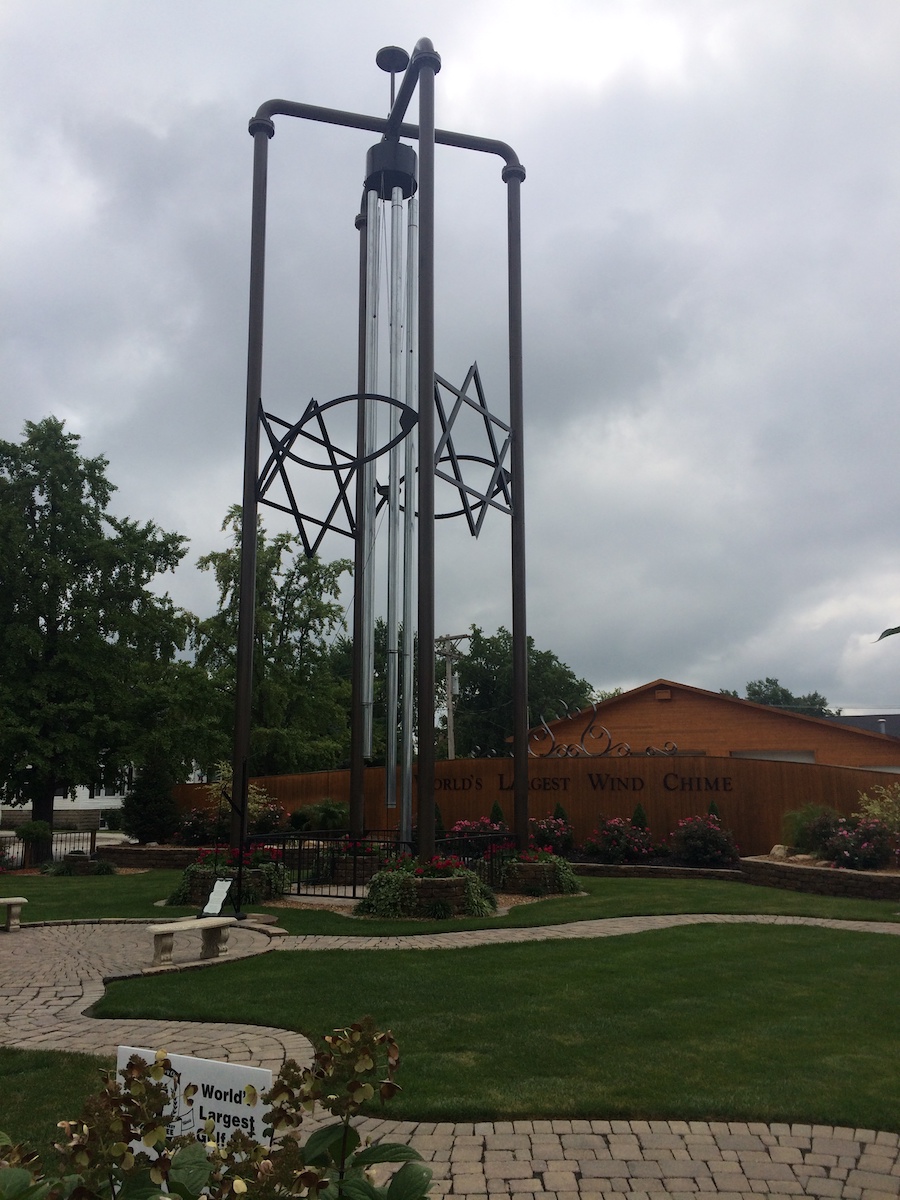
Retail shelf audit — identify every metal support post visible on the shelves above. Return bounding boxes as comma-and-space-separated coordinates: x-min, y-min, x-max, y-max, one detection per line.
414, 42, 440, 861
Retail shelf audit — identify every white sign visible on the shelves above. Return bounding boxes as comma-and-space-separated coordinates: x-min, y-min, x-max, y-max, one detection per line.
117, 1046, 273, 1146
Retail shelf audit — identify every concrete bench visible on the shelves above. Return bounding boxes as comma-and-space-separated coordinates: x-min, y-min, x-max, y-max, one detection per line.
0, 897, 28, 932
147, 917, 237, 967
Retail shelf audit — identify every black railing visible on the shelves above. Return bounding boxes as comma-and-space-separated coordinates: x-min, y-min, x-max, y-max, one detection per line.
243, 829, 517, 898
0, 829, 97, 870
245, 831, 412, 898
434, 832, 516, 889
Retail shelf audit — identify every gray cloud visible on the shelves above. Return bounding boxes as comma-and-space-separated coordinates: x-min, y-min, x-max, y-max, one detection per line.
2, 0, 900, 713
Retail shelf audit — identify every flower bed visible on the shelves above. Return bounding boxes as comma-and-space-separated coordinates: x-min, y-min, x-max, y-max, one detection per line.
501, 851, 580, 896
167, 846, 286, 906
355, 855, 497, 919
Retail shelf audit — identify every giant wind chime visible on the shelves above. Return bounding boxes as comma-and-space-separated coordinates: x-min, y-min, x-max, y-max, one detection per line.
229, 39, 529, 874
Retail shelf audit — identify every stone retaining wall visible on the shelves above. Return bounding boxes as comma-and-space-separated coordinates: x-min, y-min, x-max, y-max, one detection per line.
740, 856, 900, 901
1, 807, 100, 831
96, 846, 198, 869
414, 878, 468, 916
573, 862, 744, 882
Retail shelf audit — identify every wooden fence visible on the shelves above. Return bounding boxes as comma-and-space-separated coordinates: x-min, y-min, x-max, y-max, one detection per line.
173, 755, 898, 856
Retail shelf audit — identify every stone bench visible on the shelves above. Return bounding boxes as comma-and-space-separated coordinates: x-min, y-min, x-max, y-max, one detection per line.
147, 917, 237, 967
0, 897, 28, 932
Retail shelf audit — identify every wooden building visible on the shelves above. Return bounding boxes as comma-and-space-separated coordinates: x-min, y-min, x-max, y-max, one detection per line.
535, 679, 900, 771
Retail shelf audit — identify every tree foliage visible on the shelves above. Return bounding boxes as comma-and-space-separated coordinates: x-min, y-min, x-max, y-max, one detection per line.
193, 507, 352, 776
0, 418, 203, 823
451, 625, 594, 758
720, 677, 840, 717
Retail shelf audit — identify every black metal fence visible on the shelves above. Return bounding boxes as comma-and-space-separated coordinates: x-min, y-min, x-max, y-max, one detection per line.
245, 831, 410, 898
244, 829, 516, 897
0, 829, 97, 870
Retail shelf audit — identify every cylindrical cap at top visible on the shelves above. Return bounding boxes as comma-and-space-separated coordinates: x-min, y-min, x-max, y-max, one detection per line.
365, 140, 418, 199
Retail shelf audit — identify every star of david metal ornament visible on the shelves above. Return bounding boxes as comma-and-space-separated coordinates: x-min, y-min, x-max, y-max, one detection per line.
256, 394, 417, 557
433, 363, 512, 535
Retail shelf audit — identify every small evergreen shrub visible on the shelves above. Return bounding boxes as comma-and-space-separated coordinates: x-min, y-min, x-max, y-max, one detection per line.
782, 804, 841, 855
631, 803, 648, 829
582, 817, 654, 864
707, 798, 721, 819
669, 814, 739, 868
489, 801, 507, 827
822, 816, 893, 871
289, 799, 349, 831
553, 801, 569, 822
120, 758, 180, 844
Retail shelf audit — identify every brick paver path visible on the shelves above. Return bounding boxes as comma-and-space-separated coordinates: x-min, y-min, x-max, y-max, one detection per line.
0, 919, 313, 1071
1, 913, 898, 1197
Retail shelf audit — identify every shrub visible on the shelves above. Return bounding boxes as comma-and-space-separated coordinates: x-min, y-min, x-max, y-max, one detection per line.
781, 804, 841, 855
0, 1016, 432, 1200
822, 816, 893, 871
489, 801, 507, 827
101, 808, 122, 831
528, 814, 574, 856
247, 796, 285, 835
120, 757, 180, 844
631, 803, 648, 829
289, 798, 349, 831
856, 782, 900, 837
42, 858, 116, 877
582, 817, 655, 864
446, 816, 506, 857
14, 820, 52, 843
707, 798, 721, 819
501, 849, 580, 895
167, 846, 286, 906
670, 815, 739, 868
175, 806, 223, 846
355, 856, 497, 919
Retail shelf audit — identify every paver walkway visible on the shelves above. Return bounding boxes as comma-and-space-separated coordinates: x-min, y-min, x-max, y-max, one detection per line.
1, 912, 898, 1198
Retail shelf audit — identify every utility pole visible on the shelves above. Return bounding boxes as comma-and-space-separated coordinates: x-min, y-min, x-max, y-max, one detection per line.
436, 633, 469, 759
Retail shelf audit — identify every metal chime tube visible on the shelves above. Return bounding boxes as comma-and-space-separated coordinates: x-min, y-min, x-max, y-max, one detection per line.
361, 188, 381, 756
400, 195, 418, 844
384, 184, 405, 810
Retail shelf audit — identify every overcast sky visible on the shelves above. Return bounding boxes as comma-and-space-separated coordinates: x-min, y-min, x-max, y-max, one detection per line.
3, 0, 900, 714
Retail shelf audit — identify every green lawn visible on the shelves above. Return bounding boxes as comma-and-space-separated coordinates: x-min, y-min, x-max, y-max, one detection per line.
90, 924, 900, 1130
1, 870, 192, 922
5, 869, 898, 933
2, 869, 900, 1153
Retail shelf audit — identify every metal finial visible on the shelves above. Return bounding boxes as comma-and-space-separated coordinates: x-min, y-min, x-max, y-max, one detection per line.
376, 45, 410, 108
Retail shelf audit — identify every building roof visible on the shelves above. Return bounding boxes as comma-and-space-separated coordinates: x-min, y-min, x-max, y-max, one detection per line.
531, 678, 900, 767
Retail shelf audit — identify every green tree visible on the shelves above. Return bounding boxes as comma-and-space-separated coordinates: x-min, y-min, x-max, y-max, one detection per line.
193, 508, 352, 776
720, 677, 840, 717
451, 625, 594, 758
0, 418, 199, 823
120, 752, 180, 844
